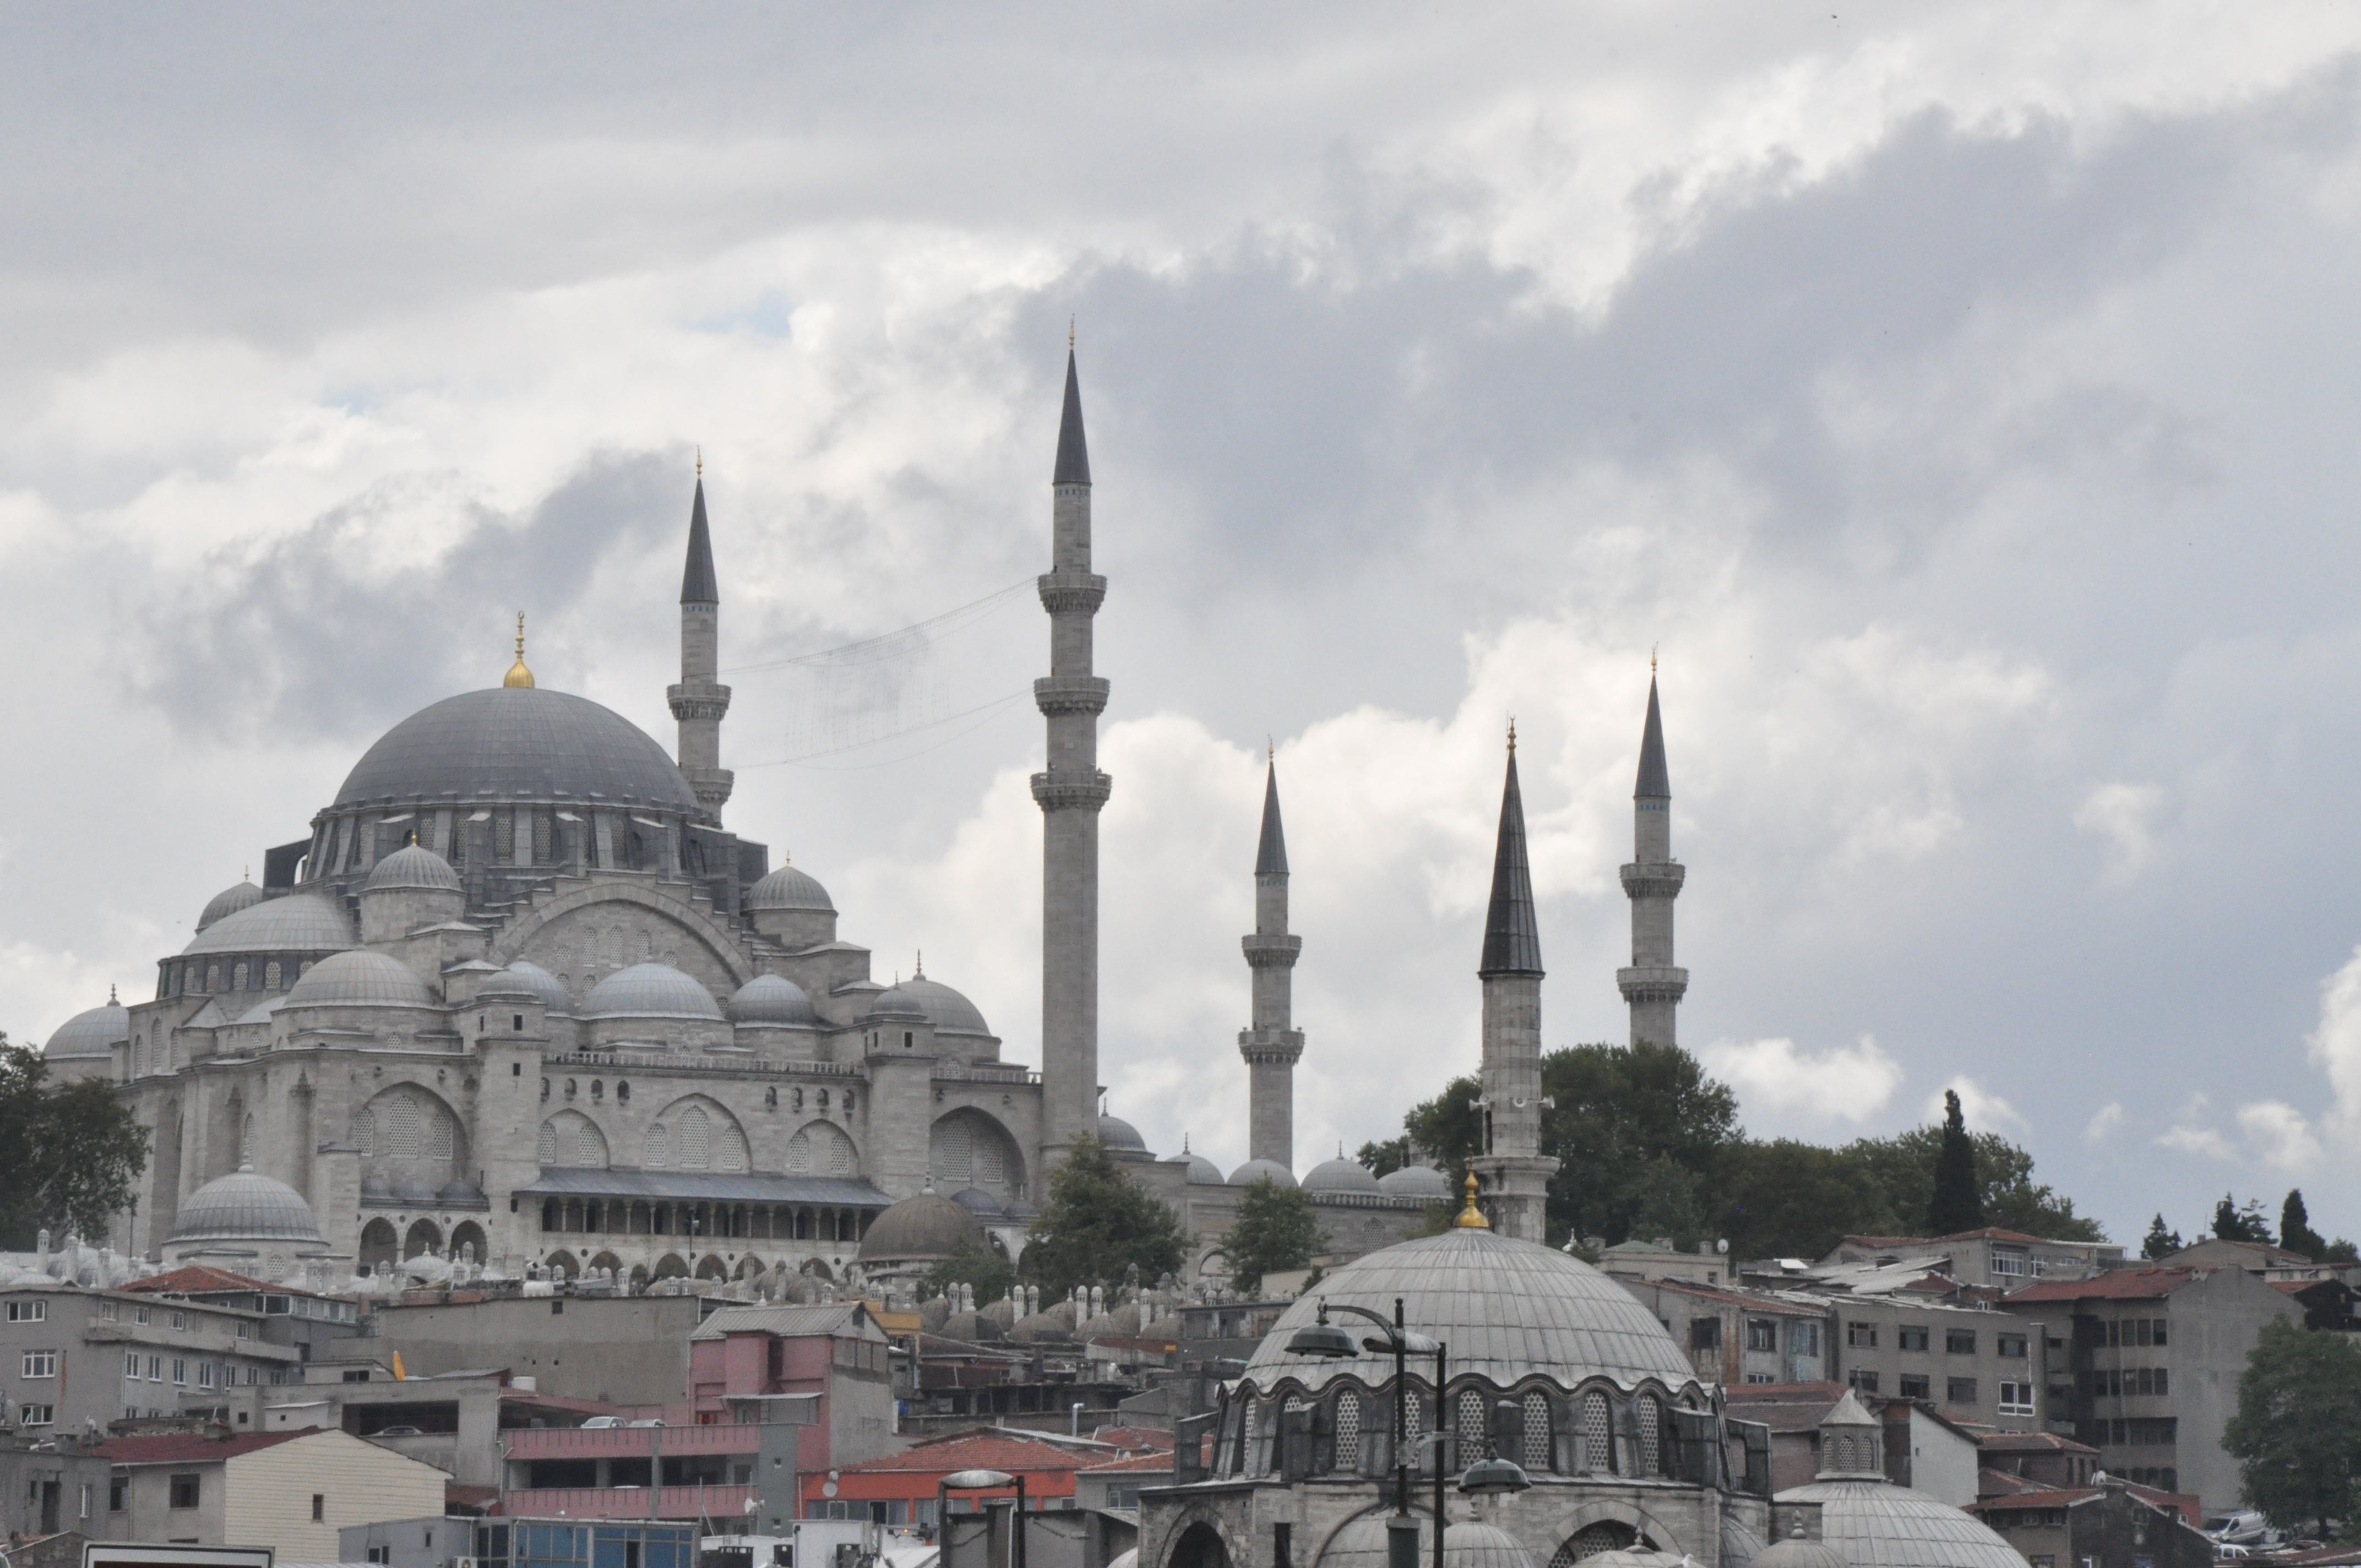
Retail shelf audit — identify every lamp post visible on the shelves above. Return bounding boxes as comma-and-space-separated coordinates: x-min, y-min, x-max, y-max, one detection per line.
939, 1467, 1026, 1568
1287, 1298, 1438, 1568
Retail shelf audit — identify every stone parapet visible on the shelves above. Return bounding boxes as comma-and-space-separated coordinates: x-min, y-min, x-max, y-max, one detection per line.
1240, 934, 1302, 969
1619, 861, 1685, 900
1033, 675, 1112, 716
666, 684, 733, 722
1615, 965, 1690, 1003
1237, 1027, 1304, 1066
1037, 570, 1108, 614
1030, 771, 1113, 812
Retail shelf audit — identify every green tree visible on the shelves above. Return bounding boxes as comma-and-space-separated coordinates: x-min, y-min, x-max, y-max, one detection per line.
1713, 1140, 1898, 1261
1540, 1041, 1740, 1247
1225, 1177, 1326, 1295
2141, 1215, 2184, 1261
2283, 1191, 2329, 1260
0, 1037, 150, 1248
1356, 1137, 1410, 1178
2215, 1194, 2276, 1244
1402, 1076, 1483, 1183
1926, 1090, 1984, 1236
1843, 1125, 2104, 1243
1020, 1134, 1189, 1299
2224, 1319, 2361, 1534
927, 1237, 1016, 1305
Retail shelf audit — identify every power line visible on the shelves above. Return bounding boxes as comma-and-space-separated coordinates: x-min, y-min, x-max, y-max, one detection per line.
720, 578, 1035, 676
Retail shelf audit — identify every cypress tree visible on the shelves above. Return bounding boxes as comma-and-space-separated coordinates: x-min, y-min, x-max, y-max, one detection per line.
1926, 1089, 1984, 1236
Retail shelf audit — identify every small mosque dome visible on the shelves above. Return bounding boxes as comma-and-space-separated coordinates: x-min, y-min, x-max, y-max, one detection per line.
476, 968, 542, 1004
857, 1191, 986, 1265
45, 995, 130, 1060
1748, 1534, 1850, 1568
286, 950, 437, 1009
866, 986, 928, 1022
901, 975, 992, 1038
1303, 1155, 1383, 1196
394, 1175, 438, 1203
583, 962, 725, 1022
503, 960, 572, 1016
361, 1173, 394, 1200
1183, 1146, 1225, 1185
1230, 1158, 1297, 1189
363, 842, 463, 894
1098, 1114, 1149, 1152
170, 1166, 326, 1246
1378, 1164, 1455, 1200
745, 862, 835, 914
1316, 1516, 1536, 1568
183, 893, 352, 957
730, 974, 820, 1027
198, 879, 266, 932
949, 1187, 1007, 1219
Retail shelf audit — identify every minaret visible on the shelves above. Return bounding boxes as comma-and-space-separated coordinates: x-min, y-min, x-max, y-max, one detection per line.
1468, 728, 1559, 1242
668, 459, 734, 818
1032, 347, 1111, 1163
1239, 754, 1303, 1170
1617, 670, 1686, 1047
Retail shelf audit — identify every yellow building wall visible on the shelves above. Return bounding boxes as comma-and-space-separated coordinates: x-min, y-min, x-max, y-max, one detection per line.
223, 1429, 450, 1559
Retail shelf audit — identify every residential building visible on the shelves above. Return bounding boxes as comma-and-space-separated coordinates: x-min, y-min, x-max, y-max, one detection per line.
94, 1427, 448, 1555
1816, 1231, 2124, 1290
210, 1366, 611, 1488
0, 1428, 111, 1542
1968, 1475, 2212, 1568
1, 1280, 319, 1434
1977, 1430, 2101, 1493
2002, 1264, 2299, 1511
344, 1516, 697, 1568
1823, 1296, 2043, 1431
366, 1292, 704, 1405
1596, 1240, 1733, 1287
1614, 1279, 1829, 1385
1878, 1399, 1982, 1506
2163, 1238, 2352, 1283
805, 1429, 1098, 1527
1721, 1383, 1852, 1496
1719, 1382, 1978, 1504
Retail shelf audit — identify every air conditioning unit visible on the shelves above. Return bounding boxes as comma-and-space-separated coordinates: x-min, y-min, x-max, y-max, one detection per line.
453, 1555, 478, 1568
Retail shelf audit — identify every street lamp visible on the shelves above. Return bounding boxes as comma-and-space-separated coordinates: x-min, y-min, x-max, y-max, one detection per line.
1287, 1299, 1438, 1568
938, 1468, 1026, 1568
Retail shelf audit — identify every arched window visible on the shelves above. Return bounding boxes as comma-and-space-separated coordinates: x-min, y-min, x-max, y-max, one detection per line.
1522, 1391, 1553, 1471
1636, 1395, 1663, 1476
232, 962, 249, 990
1457, 1388, 1487, 1455
1581, 1392, 1612, 1473
1334, 1390, 1363, 1472
265, 961, 282, 989
645, 1123, 671, 1169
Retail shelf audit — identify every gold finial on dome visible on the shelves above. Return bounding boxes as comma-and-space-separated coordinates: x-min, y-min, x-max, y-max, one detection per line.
1454, 1170, 1491, 1229
504, 612, 536, 688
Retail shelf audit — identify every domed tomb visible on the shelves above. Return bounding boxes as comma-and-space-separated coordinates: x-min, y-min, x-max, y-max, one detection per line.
583, 963, 725, 1021
1098, 1114, 1149, 1152
746, 862, 834, 912
901, 974, 993, 1041
45, 993, 129, 1061
857, 1191, 986, 1268
330, 687, 703, 815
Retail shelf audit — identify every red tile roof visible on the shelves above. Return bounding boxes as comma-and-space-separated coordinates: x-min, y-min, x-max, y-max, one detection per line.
95, 1431, 308, 1465
1080, 1453, 1177, 1474
2004, 1267, 2196, 1303
1980, 1432, 2099, 1455
837, 1431, 1094, 1475
119, 1266, 283, 1297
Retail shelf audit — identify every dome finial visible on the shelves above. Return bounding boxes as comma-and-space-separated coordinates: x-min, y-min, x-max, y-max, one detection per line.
915, 949, 924, 979
108, 983, 117, 1004
1454, 1170, 1491, 1229
242, 867, 251, 883
1506, 715, 1516, 754
504, 612, 536, 689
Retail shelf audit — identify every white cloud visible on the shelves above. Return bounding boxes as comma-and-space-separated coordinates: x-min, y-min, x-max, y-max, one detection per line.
2158, 1122, 2237, 1161
2086, 1102, 2125, 1141
1927, 1075, 2027, 1136
2235, 1101, 2321, 1172
2074, 781, 2167, 881
1700, 1035, 1903, 1127
2306, 945, 2361, 1137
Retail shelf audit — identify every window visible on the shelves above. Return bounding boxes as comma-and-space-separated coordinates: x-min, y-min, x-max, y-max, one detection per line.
1690, 1318, 1722, 1349
6, 1300, 46, 1322
1747, 1319, 1780, 1352
100, 1301, 118, 1321
1947, 1329, 1977, 1354
21, 1351, 58, 1378
79, 1483, 91, 1521
1998, 1333, 2028, 1358
1998, 1381, 2035, 1416
1847, 1322, 1878, 1348
18, 1404, 54, 1425
1848, 1370, 1880, 1393
125, 1352, 141, 1378
1745, 1373, 1775, 1384
1947, 1378, 1978, 1404
172, 1358, 187, 1385
135, 1307, 150, 1326
198, 1363, 216, 1389
236, 1323, 251, 1340
1898, 1374, 1931, 1399
1792, 1321, 1822, 1356
170, 1474, 200, 1509
147, 1355, 161, 1380
171, 1311, 187, 1330
1992, 1250, 2026, 1276
312, 1494, 325, 1522
110, 1476, 127, 1512
1898, 1326, 1929, 1352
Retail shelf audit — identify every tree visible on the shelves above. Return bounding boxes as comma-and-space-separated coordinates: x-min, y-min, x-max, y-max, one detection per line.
2224, 1319, 2361, 1534
1020, 1134, 1189, 1299
927, 1238, 1016, 1305
0, 1038, 150, 1248
2141, 1215, 2184, 1261
2215, 1194, 2276, 1244
1713, 1140, 1897, 1261
1540, 1041, 1740, 1247
2283, 1191, 2329, 1261
1356, 1137, 1411, 1178
1842, 1126, 2105, 1243
1402, 1076, 1483, 1183
1225, 1177, 1326, 1295
1926, 1090, 1984, 1236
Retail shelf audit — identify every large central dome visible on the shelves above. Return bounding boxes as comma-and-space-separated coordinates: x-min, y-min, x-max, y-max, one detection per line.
332, 688, 701, 813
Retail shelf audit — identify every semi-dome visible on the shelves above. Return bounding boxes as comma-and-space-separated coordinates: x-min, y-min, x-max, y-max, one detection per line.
730, 974, 820, 1027
363, 843, 462, 894
45, 995, 129, 1060
285, 950, 437, 1009
182, 894, 352, 957
198, 879, 266, 932
1775, 1482, 2024, 1568
170, 1165, 327, 1246
866, 986, 928, 1022
1244, 1226, 1699, 1395
1303, 1155, 1383, 1196
330, 687, 702, 814
745, 862, 834, 913
857, 1191, 986, 1265
902, 976, 992, 1037
1316, 1516, 1536, 1568
503, 960, 572, 1015
1378, 1164, 1455, 1200
1098, 1114, 1149, 1151
1230, 1158, 1297, 1188
583, 962, 725, 1021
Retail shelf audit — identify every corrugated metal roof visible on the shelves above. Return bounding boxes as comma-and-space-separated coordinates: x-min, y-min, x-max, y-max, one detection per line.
2005, 1267, 2195, 1303
693, 1303, 886, 1342
513, 1169, 892, 1205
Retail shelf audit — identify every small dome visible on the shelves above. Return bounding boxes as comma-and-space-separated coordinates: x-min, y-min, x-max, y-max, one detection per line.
1749, 1534, 1851, 1568
503, 961, 572, 1016
730, 974, 819, 1027
1230, 1158, 1297, 1188
745, 863, 835, 913
901, 976, 992, 1037
949, 1187, 1007, 1218
1378, 1164, 1455, 1200
198, 880, 266, 932
45, 997, 129, 1060
1775, 1481, 2025, 1568
1303, 1156, 1383, 1196
866, 986, 928, 1022
1184, 1148, 1225, 1185
183, 893, 352, 957
170, 1166, 326, 1246
1316, 1516, 1535, 1568
475, 969, 542, 1003
857, 1192, 986, 1265
285, 950, 437, 1009
583, 962, 724, 1022
1098, 1114, 1148, 1152
361, 1173, 393, 1200
363, 843, 463, 894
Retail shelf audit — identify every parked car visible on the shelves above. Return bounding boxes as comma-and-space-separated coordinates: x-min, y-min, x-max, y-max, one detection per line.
627, 1418, 665, 1428
2205, 1514, 2268, 1548
373, 1425, 425, 1438
581, 1416, 625, 1428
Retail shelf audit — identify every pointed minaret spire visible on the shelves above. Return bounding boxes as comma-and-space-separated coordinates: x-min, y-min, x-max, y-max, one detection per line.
681, 467, 719, 606
1619, 668, 1688, 1047
1479, 732, 1544, 978
1240, 752, 1304, 1170
669, 461, 733, 817
1053, 347, 1091, 486
1469, 727, 1557, 1240
1635, 672, 1670, 799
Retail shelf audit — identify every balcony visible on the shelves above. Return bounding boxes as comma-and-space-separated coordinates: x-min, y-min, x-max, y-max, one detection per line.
501, 1485, 754, 1520
504, 1424, 761, 1461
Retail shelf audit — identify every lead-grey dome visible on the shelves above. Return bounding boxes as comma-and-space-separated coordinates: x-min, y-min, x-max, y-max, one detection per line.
949, 1186, 1007, 1218
331, 687, 702, 814
1098, 1114, 1148, 1151
182, 893, 352, 957
744, 863, 834, 912
1230, 1158, 1297, 1188
169, 1165, 328, 1246
1748, 1534, 1850, 1568
503, 960, 572, 1015
857, 1192, 985, 1264
902, 976, 992, 1037
1316, 1516, 1535, 1568
1304, 1155, 1383, 1196
45, 996, 129, 1059
583, 962, 724, 1021
285, 950, 437, 1009
730, 974, 819, 1027
1378, 1164, 1454, 1200
1183, 1146, 1225, 1185
1774, 1482, 2023, 1568
1244, 1226, 1699, 1395
363, 843, 462, 894
866, 986, 928, 1022
198, 880, 266, 932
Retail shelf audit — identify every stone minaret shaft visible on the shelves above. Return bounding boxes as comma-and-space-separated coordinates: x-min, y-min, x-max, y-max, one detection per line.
669, 471, 734, 816
1617, 675, 1686, 1047
1470, 737, 1559, 1242
1032, 351, 1111, 1161
1239, 758, 1303, 1169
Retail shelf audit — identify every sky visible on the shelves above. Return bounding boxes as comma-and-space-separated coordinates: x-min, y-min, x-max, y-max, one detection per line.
6, 2, 2361, 1246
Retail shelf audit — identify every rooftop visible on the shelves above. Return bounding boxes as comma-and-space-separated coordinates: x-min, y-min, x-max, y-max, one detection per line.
2005, 1268, 2197, 1303
1630, 1280, 1829, 1315
693, 1303, 887, 1343
834, 1430, 1097, 1476
120, 1265, 326, 1299
96, 1431, 307, 1465
1979, 1431, 2099, 1456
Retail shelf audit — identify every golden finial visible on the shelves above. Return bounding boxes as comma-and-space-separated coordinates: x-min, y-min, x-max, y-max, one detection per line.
1069, 316, 1076, 351
1454, 1170, 1492, 1229
504, 612, 536, 689
1506, 716, 1517, 754
696, 445, 703, 477
242, 867, 250, 883
1651, 645, 1658, 677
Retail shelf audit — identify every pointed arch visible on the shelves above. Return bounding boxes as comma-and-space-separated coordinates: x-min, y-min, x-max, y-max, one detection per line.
784, 1119, 857, 1177
537, 1111, 610, 1169
649, 1095, 747, 1173
928, 1108, 1023, 1197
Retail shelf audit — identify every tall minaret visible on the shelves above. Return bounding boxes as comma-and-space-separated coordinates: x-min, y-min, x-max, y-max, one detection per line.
669, 460, 734, 818
1469, 728, 1559, 1242
1617, 670, 1687, 1047
1032, 348, 1111, 1163
1239, 754, 1303, 1170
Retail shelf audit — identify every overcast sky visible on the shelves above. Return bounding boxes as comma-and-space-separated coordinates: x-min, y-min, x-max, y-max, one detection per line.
8, 3, 2361, 1244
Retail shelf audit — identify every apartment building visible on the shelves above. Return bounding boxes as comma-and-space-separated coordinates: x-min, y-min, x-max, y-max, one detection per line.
1814, 1230, 2124, 1291
1824, 1295, 2043, 1433
94, 1427, 448, 1556
1614, 1278, 1830, 1385
1, 1280, 321, 1433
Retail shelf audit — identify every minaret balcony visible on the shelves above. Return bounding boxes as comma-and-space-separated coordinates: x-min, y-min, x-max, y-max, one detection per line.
1237, 1027, 1304, 1065
1618, 862, 1686, 900
1037, 571, 1107, 614
1033, 676, 1111, 716
1029, 771, 1112, 812
1241, 933, 1302, 968
667, 683, 732, 722
1616, 965, 1689, 1004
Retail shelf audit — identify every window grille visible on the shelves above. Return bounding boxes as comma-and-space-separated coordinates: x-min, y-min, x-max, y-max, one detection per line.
1581, 1392, 1612, 1472
1335, 1392, 1363, 1471
1636, 1396, 1661, 1474
495, 813, 515, 859
1523, 1392, 1552, 1469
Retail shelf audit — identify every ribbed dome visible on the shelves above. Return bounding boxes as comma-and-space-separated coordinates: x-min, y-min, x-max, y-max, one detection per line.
1098, 1114, 1148, 1151
182, 894, 352, 957
583, 962, 724, 1021
1378, 1164, 1455, 1200
45, 998, 129, 1059
285, 950, 438, 1009
503, 960, 572, 1015
475, 969, 542, 1003
1230, 1158, 1297, 1188
1315, 1516, 1535, 1568
363, 843, 462, 894
1303, 1156, 1383, 1195
1183, 1148, 1225, 1185
902, 976, 992, 1037
1243, 1227, 1699, 1395
745, 863, 835, 913
949, 1187, 1007, 1218
331, 687, 701, 813
170, 1166, 327, 1246
866, 986, 928, 1021
730, 974, 819, 1027
1748, 1534, 1851, 1568
857, 1192, 985, 1264
198, 880, 266, 932
1774, 1482, 2025, 1568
